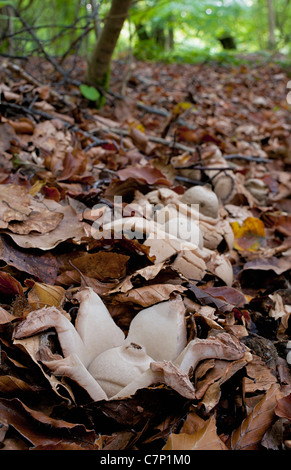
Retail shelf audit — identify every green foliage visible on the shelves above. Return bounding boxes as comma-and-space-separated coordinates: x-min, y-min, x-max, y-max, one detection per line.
129, 0, 291, 63
0, 0, 291, 67
80, 84, 101, 101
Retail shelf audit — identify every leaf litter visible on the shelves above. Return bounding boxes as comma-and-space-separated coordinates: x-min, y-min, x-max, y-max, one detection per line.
0, 56, 290, 451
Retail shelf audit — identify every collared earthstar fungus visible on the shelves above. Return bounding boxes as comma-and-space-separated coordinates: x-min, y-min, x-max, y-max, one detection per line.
13, 287, 248, 402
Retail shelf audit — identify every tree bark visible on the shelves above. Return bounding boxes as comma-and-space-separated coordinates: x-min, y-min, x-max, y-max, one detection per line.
266, 0, 276, 49
86, 0, 132, 86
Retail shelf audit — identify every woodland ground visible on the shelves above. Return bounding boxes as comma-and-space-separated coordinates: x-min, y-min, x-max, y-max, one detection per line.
0, 55, 290, 451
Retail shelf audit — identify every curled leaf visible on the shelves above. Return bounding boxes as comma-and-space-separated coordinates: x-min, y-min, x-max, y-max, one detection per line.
227, 384, 282, 450
27, 282, 66, 310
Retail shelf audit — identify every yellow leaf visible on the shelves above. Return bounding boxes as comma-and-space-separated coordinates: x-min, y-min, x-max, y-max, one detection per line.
128, 119, 145, 133
29, 180, 45, 197
231, 217, 266, 252
173, 102, 192, 115
28, 282, 65, 310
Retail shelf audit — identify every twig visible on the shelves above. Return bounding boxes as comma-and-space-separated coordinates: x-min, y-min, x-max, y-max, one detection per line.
0, 52, 27, 60
10, 6, 66, 78
223, 154, 270, 163
136, 102, 170, 117
174, 176, 205, 186
1, 101, 116, 151
93, 126, 198, 153
174, 166, 235, 171
3, 62, 72, 107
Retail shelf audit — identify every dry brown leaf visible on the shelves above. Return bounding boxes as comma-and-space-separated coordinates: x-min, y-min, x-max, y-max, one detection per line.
0, 184, 64, 235
117, 165, 171, 187
0, 184, 31, 229
0, 397, 98, 449
0, 271, 24, 296
113, 284, 186, 307
13, 333, 75, 402
227, 383, 282, 450
244, 354, 279, 394
275, 392, 291, 420
7, 201, 86, 250
8, 209, 64, 235
0, 235, 59, 284
0, 123, 17, 153
195, 355, 251, 401
0, 307, 18, 324
163, 415, 228, 450
0, 375, 40, 394
150, 361, 196, 399
108, 262, 166, 294
73, 251, 130, 281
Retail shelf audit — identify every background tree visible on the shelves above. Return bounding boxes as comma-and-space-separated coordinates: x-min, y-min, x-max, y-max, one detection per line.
0, 0, 291, 83
266, 0, 276, 49
86, 0, 132, 87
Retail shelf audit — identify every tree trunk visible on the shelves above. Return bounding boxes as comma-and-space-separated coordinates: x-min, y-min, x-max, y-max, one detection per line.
266, 0, 276, 49
86, 0, 132, 86
90, 0, 102, 40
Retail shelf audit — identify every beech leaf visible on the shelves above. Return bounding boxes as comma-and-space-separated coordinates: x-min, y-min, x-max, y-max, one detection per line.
116, 165, 171, 186
163, 415, 228, 450
227, 384, 282, 450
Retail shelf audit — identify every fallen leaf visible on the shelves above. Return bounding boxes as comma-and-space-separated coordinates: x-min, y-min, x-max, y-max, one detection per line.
231, 217, 266, 252
113, 284, 186, 307
73, 251, 130, 281
0, 307, 18, 324
275, 393, 291, 420
0, 235, 59, 284
187, 284, 233, 313
261, 212, 291, 237
6, 201, 86, 250
163, 415, 228, 450
227, 383, 282, 450
0, 397, 98, 449
57, 149, 87, 182
0, 123, 17, 153
116, 165, 171, 187
201, 286, 247, 308
0, 271, 23, 296
27, 282, 66, 310
239, 256, 291, 276
0, 184, 31, 229
244, 355, 278, 393
8, 208, 63, 235
7, 118, 34, 134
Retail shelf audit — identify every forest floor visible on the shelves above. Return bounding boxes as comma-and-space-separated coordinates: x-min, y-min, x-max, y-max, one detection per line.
0, 56, 290, 451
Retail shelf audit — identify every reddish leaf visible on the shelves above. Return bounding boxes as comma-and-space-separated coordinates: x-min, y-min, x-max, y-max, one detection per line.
116, 165, 171, 186
201, 286, 247, 307
275, 393, 291, 420
227, 384, 282, 450
41, 185, 61, 202
0, 235, 58, 284
0, 398, 98, 449
57, 149, 87, 182
0, 271, 23, 296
